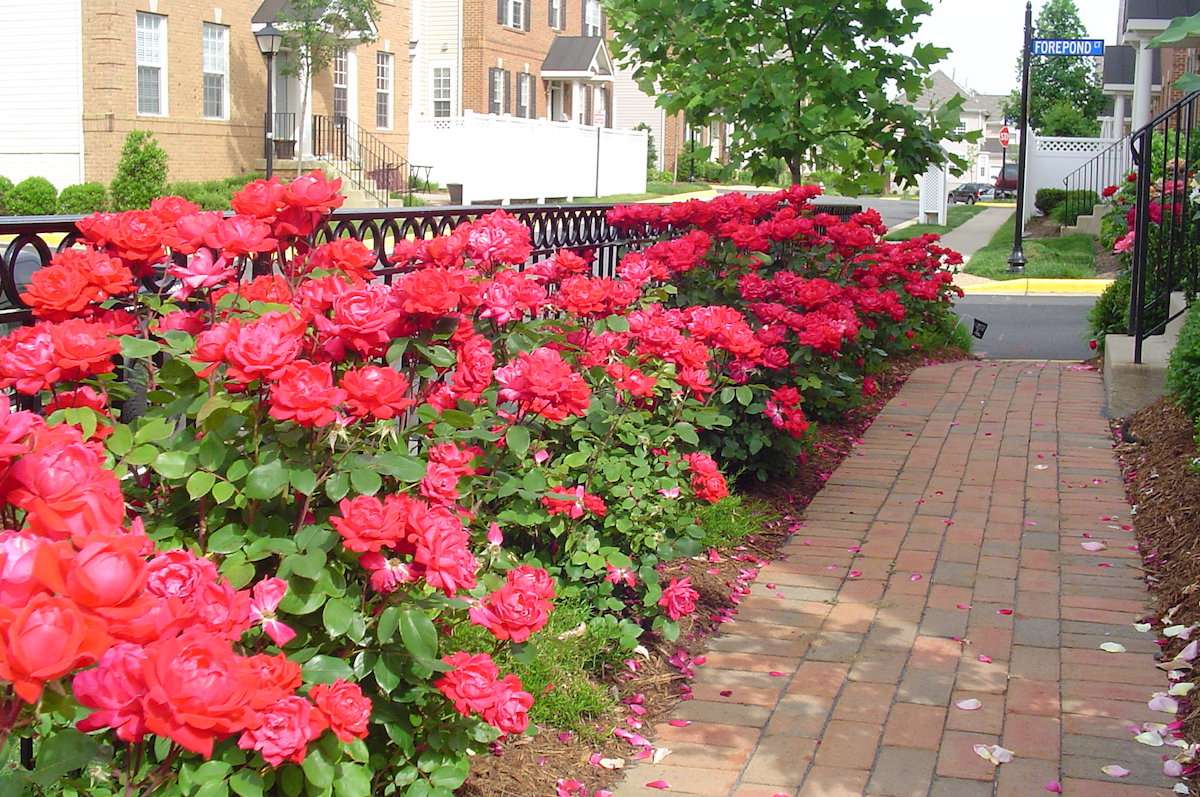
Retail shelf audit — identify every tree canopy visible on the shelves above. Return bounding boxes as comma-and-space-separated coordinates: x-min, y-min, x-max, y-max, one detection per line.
1002, 0, 1103, 136
606, 0, 971, 192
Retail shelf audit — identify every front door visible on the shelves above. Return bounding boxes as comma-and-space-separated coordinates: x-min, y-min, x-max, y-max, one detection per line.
272, 57, 303, 156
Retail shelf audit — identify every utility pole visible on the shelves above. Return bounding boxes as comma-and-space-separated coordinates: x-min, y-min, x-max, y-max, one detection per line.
1008, 0, 1033, 273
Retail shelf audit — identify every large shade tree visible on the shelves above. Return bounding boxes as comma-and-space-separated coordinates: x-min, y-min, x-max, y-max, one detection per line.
1002, 0, 1103, 136
605, 0, 971, 193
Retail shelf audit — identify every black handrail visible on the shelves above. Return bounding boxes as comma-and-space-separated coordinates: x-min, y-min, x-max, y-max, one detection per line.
1128, 90, 1200, 363
312, 114, 421, 207
1061, 135, 1130, 228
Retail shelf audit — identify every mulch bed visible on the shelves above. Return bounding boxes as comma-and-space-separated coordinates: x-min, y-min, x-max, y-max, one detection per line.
1113, 398, 1200, 792
461, 347, 971, 797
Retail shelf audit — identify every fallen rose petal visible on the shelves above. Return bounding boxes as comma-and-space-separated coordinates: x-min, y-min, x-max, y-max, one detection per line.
667, 719, 690, 727
1101, 765, 1130, 778
978, 654, 993, 663
848, 570, 862, 578
1044, 781, 1063, 793
1148, 695, 1179, 714
910, 573, 923, 582
769, 671, 785, 677
651, 747, 671, 764
1134, 623, 1152, 633
956, 603, 972, 610
719, 690, 733, 697
1179, 640, 1199, 661
1081, 541, 1108, 552
997, 608, 1014, 616
646, 780, 670, 790
956, 699, 982, 711
1134, 730, 1165, 746
1100, 642, 1127, 653
1165, 759, 1184, 777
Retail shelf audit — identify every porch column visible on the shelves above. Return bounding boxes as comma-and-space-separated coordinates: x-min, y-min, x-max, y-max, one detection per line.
1132, 38, 1154, 133
1114, 94, 1127, 138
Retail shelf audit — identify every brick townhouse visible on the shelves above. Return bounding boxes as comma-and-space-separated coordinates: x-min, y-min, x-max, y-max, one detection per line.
0, 0, 409, 188
409, 0, 616, 126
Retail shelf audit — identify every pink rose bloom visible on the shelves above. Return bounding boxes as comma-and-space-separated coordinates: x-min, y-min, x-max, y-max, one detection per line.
166, 248, 237, 300
73, 642, 149, 742
0, 530, 47, 608
238, 696, 328, 767
659, 577, 699, 620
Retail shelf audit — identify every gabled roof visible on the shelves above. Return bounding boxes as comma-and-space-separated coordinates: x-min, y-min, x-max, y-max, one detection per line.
905, 70, 1010, 119
542, 37, 613, 79
252, 0, 378, 37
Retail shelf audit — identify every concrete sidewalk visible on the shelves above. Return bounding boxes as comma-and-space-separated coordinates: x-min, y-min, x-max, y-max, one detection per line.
940, 207, 1014, 262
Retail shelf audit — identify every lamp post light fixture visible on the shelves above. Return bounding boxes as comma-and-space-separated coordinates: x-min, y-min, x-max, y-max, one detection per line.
254, 23, 284, 179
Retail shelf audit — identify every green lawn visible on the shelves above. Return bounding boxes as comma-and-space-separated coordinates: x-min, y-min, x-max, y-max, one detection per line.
568, 181, 710, 204
884, 203, 988, 241
963, 215, 1097, 280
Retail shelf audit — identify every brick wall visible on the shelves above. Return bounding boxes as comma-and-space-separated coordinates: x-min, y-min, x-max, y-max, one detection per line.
1154, 45, 1196, 116
80, 0, 408, 185
463, 0, 597, 117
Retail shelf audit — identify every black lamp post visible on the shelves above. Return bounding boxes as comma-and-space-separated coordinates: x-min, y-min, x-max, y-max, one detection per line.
1008, 1, 1033, 274
255, 23, 284, 179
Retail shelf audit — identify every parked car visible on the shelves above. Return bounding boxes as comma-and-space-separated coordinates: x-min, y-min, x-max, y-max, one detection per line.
949, 183, 991, 204
994, 164, 1019, 199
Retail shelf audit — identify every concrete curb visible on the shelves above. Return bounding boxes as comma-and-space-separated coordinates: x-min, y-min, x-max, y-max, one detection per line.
959, 278, 1114, 296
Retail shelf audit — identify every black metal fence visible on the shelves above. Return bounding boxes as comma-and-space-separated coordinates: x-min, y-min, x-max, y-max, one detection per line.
1061, 135, 1130, 229
1128, 90, 1200, 363
0, 200, 863, 327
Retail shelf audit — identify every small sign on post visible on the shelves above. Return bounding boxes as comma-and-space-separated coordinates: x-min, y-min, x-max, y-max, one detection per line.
1030, 38, 1105, 57
999, 126, 1011, 149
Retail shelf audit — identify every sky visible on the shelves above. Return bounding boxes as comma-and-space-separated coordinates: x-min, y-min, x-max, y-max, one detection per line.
915, 0, 1121, 96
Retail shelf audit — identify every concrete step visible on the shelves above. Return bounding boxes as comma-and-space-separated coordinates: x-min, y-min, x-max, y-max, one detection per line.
1103, 292, 1190, 417
1063, 203, 1107, 236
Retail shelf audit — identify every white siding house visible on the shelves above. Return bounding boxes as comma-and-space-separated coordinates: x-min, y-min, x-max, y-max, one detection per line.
0, 0, 85, 188
612, 65, 665, 169
409, 0, 462, 123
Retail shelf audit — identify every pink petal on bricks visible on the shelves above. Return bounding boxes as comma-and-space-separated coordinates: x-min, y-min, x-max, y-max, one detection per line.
645, 780, 670, 790
1101, 765, 1131, 778
1044, 781, 1063, 793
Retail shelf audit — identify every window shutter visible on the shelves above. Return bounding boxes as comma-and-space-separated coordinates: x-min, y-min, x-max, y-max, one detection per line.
600, 8, 606, 37
548, 0, 555, 28
504, 70, 512, 114
530, 76, 537, 118
584, 86, 593, 124
581, 0, 586, 34
498, 0, 505, 24
488, 68, 497, 114
524, 2, 531, 30
560, 0, 566, 31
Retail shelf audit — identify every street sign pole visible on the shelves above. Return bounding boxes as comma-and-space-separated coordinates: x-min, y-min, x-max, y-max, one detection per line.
1008, 0, 1033, 274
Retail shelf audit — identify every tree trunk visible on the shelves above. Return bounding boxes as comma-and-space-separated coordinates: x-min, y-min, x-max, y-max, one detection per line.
787, 157, 803, 186
296, 52, 311, 177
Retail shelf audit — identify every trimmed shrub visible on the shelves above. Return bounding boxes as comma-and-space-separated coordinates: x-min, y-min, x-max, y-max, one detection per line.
56, 182, 109, 214
5, 177, 58, 216
1035, 188, 1066, 214
110, 130, 168, 210
1168, 302, 1200, 419
0, 176, 13, 214
1088, 274, 1131, 348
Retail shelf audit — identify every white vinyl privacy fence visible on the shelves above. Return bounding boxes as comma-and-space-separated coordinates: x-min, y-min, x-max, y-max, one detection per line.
1022, 134, 1125, 225
408, 112, 648, 204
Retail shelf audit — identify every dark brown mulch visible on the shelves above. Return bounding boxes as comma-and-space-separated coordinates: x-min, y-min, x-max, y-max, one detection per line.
1094, 247, 1121, 279
1026, 215, 1062, 239
460, 348, 971, 797
1113, 398, 1200, 791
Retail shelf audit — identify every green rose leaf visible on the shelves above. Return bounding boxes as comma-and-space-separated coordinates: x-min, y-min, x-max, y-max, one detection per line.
322, 598, 355, 638
349, 468, 382, 496
302, 655, 354, 684
290, 468, 318, 496
152, 450, 193, 480
505, 425, 531, 458
119, 335, 162, 359
397, 608, 438, 661
186, 470, 217, 499
301, 745, 335, 788
244, 459, 289, 500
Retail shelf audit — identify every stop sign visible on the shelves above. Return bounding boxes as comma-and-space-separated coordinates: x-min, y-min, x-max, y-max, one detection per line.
999, 126, 1011, 148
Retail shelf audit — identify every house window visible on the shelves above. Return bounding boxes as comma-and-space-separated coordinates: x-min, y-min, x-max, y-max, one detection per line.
549, 82, 564, 120
202, 23, 228, 119
584, 0, 601, 35
954, 121, 966, 135
333, 47, 349, 119
135, 12, 166, 115
432, 66, 452, 117
549, 0, 563, 29
489, 68, 511, 115
501, 0, 526, 29
376, 52, 393, 129
517, 73, 532, 117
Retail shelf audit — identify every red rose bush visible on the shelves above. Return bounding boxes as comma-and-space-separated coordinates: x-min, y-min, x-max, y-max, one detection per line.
0, 176, 959, 795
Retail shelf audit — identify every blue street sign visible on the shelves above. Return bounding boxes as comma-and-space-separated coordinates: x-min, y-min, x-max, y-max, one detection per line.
1030, 38, 1105, 57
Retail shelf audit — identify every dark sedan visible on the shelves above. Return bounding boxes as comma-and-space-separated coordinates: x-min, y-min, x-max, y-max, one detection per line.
948, 183, 992, 204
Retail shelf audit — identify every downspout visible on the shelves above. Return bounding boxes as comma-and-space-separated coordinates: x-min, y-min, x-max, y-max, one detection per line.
456, 0, 463, 116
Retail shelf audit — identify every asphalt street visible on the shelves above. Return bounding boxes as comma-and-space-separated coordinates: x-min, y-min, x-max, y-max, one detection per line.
953, 295, 1097, 360
815, 196, 919, 229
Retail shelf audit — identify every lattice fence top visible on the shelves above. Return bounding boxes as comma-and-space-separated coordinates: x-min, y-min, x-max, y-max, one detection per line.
1036, 137, 1120, 154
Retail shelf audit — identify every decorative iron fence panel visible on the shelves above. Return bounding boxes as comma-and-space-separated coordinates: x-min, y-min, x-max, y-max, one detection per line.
0, 200, 863, 327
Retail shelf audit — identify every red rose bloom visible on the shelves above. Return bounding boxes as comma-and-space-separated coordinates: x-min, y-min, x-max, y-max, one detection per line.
331, 494, 411, 553
49, 319, 121, 382
482, 673, 533, 735
20, 260, 105, 321
0, 593, 111, 703
8, 442, 126, 541
238, 695, 327, 767
412, 514, 478, 596
244, 653, 303, 710
419, 462, 460, 505
341, 366, 413, 420
658, 577, 699, 620
313, 285, 401, 359
204, 215, 277, 256
149, 195, 201, 225
305, 238, 377, 281
494, 347, 591, 422
269, 360, 346, 427
435, 651, 501, 716
223, 313, 305, 384
0, 324, 60, 394
231, 177, 287, 219
469, 566, 555, 643
141, 629, 257, 757
395, 268, 479, 316
108, 211, 167, 274
309, 679, 372, 742
284, 171, 345, 212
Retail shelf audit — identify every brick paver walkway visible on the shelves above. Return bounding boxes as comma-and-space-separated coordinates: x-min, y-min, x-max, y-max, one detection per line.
614, 362, 1175, 797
